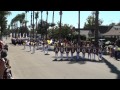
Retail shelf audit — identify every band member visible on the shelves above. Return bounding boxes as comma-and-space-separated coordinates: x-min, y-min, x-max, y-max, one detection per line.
45, 42, 49, 55
32, 41, 36, 54
87, 44, 92, 60
65, 44, 70, 60
92, 46, 97, 60
23, 40, 26, 50
71, 45, 75, 60
42, 40, 45, 53
60, 45, 64, 60
54, 44, 59, 60
82, 45, 86, 59
98, 47, 102, 61
76, 45, 80, 60
29, 41, 32, 51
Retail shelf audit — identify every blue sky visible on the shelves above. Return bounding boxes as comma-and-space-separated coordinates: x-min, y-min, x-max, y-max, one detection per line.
7, 11, 120, 28
80, 11, 120, 28
7, 11, 78, 28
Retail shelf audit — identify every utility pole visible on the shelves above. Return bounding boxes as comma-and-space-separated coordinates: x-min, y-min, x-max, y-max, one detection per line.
78, 11, 80, 45
95, 11, 99, 47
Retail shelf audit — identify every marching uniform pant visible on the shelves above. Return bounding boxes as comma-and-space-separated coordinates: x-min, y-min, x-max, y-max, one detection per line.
55, 53, 58, 60
43, 46, 45, 53
45, 47, 48, 54
71, 53, 73, 60
98, 53, 102, 60
61, 53, 63, 60
82, 53, 85, 59
33, 46, 35, 53
88, 53, 91, 60
24, 44, 26, 49
92, 53, 96, 60
76, 53, 79, 60
66, 53, 69, 60
29, 45, 31, 51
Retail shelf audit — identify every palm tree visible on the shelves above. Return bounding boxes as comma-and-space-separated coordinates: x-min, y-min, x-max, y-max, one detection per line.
0, 11, 11, 40
19, 13, 25, 37
46, 11, 48, 39
25, 11, 29, 27
41, 11, 43, 39
35, 11, 39, 39
59, 11, 62, 41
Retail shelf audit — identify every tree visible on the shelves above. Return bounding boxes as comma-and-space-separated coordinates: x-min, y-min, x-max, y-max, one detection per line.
0, 11, 11, 40
84, 11, 103, 29
109, 22, 116, 26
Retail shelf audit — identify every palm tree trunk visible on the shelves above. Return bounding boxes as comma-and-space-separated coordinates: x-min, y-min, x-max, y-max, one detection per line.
36, 18, 37, 39
59, 11, 62, 41
33, 11, 35, 38
46, 11, 48, 39
41, 11, 43, 39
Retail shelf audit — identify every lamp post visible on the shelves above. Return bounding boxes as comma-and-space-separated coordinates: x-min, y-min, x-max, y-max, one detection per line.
59, 11, 62, 42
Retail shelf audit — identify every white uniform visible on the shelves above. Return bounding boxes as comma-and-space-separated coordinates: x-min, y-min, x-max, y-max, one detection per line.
87, 47, 91, 60
76, 47, 80, 60
60, 46, 64, 60
82, 47, 86, 59
98, 48, 102, 60
71, 46, 75, 60
54, 47, 59, 60
65, 47, 70, 60
92, 47, 97, 60
32, 42, 36, 53
45, 44, 48, 54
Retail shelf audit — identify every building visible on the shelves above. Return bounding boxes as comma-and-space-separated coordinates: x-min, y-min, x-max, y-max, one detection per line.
102, 26, 120, 39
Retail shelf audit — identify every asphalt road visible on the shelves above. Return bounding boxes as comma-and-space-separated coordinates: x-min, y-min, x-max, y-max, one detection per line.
4, 37, 120, 79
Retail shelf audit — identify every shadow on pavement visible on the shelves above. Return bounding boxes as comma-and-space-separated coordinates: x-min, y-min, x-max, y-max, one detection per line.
52, 56, 103, 64
102, 57, 120, 79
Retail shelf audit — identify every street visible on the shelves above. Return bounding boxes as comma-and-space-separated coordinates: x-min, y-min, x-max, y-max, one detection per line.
4, 38, 120, 79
